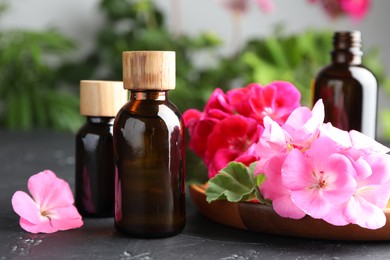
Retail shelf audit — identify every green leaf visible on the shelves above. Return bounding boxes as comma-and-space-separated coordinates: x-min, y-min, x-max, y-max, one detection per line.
206, 162, 257, 203
255, 174, 266, 187
18, 90, 32, 130
263, 37, 289, 69
253, 174, 271, 205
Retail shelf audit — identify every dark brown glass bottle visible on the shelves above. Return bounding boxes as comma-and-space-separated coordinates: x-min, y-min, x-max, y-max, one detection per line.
312, 31, 378, 138
114, 51, 186, 237
75, 80, 127, 217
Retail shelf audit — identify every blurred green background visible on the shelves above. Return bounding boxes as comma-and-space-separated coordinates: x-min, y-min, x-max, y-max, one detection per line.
0, 0, 389, 136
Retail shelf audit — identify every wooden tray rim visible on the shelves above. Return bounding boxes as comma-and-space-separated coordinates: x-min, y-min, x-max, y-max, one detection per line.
189, 184, 390, 241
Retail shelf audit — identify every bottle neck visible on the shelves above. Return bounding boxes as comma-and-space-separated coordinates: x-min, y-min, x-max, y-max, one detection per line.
331, 31, 363, 65
87, 116, 115, 124
129, 90, 168, 101
331, 50, 362, 65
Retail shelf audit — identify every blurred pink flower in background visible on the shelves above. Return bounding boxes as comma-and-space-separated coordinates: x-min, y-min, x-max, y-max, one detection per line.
215, 0, 274, 53
308, 0, 370, 21
217, 0, 370, 22
216, 0, 274, 14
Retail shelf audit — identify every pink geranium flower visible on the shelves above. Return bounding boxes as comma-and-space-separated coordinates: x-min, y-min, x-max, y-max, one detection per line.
308, 0, 370, 21
184, 82, 301, 179
340, 0, 370, 21
12, 170, 83, 234
282, 137, 357, 219
325, 153, 390, 229
250, 81, 301, 125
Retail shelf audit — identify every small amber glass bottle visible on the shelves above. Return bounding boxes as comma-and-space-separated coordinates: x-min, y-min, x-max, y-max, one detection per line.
114, 51, 186, 237
312, 31, 378, 138
75, 80, 128, 217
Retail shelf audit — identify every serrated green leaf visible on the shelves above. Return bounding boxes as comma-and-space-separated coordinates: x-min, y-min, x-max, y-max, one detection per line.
206, 162, 257, 203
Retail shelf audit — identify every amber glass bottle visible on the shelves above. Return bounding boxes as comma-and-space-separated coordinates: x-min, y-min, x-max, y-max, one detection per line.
75, 80, 128, 217
312, 31, 378, 138
114, 51, 186, 237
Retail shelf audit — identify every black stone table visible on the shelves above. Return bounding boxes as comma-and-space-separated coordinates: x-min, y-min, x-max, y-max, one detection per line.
1, 130, 390, 259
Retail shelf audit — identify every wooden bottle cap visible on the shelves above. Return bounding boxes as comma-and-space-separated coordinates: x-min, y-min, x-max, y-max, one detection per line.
79, 80, 128, 117
122, 51, 175, 90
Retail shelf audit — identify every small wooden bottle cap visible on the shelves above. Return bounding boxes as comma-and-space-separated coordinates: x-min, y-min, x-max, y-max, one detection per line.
79, 80, 128, 117
122, 51, 175, 90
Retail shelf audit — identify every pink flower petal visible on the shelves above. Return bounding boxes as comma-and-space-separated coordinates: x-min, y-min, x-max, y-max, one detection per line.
205, 115, 261, 173
256, 116, 288, 160
28, 170, 74, 210
287, 100, 324, 141
188, 118, 218, 158
227, 83, 258, 117
261, 154, 289, 200
49, 206, 83, 231
351, 154, 390, 208
281, 149, 313, 191
290, 189, 332, 219
345, 195, 386, 229
349, 130, 390, 154
272, 195, 306, 219
204, 88, 232, 114
183, 108, 202, 135
320, 123, 351, 147
322, 203, 349, 226
357, 184, 390, 209
284, 107, 312, 130
261, 154, 306, 218
12, 191, 41, 224
207, 149, 239, 178
20, 217, 57, 234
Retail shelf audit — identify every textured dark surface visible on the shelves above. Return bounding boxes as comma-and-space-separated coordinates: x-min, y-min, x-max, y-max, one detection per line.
1, 130, 390, 259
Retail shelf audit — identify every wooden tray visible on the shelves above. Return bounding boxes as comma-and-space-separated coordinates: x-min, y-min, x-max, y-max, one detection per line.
189, 184, 390, 241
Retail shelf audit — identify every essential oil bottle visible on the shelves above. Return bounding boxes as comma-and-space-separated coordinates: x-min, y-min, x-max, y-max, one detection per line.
312, 31, 378, 138
114, 51, 186, 237
75, 80, 128, 217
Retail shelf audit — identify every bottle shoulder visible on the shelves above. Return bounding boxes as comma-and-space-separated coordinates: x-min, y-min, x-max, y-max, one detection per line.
116, 100, 182, 118
316, 64, 377, 82
114, 100, 183, 133
76, 121, 114, 138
